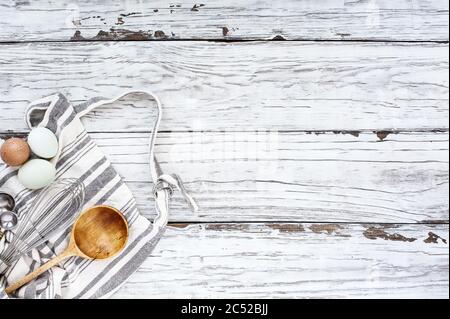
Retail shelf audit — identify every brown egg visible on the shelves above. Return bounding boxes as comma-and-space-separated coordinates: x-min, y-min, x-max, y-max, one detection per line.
0, 138, 31, 166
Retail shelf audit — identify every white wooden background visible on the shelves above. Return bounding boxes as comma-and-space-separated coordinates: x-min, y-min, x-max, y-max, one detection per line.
0, 0, 448, 298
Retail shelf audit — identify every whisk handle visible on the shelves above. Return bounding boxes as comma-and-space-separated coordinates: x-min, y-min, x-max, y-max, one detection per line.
5, 249, 75, 295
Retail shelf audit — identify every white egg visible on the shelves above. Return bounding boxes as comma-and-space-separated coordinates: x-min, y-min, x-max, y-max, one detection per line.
28, 127, 59, 159
18, 159, 56, 190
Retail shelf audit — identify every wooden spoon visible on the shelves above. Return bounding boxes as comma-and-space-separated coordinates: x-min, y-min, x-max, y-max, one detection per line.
5, 205, 128, 295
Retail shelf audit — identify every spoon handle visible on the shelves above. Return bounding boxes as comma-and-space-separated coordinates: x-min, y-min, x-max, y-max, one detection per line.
5, 249, 75, 295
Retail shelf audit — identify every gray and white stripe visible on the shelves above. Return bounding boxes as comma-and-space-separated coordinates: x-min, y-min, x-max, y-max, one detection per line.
1, 92, 169, 299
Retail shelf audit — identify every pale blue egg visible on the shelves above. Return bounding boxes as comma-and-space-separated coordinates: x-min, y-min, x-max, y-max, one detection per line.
18, 159, 56, 190
28, 127, 59, 159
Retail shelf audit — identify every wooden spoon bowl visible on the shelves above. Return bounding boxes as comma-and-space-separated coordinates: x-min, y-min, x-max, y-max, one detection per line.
74, 205, 128, 259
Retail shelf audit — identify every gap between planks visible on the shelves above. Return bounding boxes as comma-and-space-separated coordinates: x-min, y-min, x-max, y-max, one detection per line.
166, 222, 449, 244
168, 221, 449, 226
0, 39, 449, 45
1, 129, 449, 137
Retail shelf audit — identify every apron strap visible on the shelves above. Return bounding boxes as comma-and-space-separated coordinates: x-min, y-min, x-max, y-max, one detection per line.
25, 91, 198, 226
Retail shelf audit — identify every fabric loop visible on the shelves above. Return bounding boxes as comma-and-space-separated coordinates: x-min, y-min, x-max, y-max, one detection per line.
24, 91, 198, 213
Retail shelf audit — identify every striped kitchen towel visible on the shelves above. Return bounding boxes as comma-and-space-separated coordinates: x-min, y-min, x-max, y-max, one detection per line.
0, 92, 180, 298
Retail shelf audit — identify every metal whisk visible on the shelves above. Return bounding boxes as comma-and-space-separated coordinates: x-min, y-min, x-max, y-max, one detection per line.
0, 178, 85, 266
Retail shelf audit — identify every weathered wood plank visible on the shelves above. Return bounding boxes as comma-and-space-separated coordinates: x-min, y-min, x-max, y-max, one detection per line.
112, 223, 449, 298
97, 131, 449, 223
0, 41, 448, 132
4, 131, 446, 223
0, 0, 448, 42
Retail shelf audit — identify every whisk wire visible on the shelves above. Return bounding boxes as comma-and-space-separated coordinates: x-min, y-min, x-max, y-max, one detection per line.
0, 179, 85, 266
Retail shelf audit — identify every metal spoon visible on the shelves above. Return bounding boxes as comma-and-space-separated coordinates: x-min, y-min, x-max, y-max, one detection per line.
0, 209, 18, 240
0, 192, 18, 240
0, 192, 15, 212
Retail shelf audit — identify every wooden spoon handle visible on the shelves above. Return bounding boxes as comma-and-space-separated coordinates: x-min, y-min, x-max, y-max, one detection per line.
5, 249, 75, 295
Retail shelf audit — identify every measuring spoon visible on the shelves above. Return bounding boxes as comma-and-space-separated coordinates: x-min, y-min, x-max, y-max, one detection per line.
0, 192, 18, 240
0, 209, 18, 239
5, 205, 128, 295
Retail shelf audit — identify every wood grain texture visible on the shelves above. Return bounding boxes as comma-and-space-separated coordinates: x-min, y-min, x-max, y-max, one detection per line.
0, 0, 448, 42
95, 131, 450, 223
4, 131, 446, 223
1, 1, 448, 298
112, 223, 449, 298
0, 41, 448, 132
